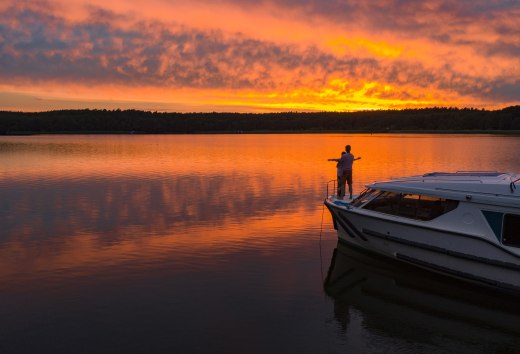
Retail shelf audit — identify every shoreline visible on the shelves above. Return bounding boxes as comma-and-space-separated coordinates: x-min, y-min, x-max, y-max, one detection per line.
2, 107, 519, 134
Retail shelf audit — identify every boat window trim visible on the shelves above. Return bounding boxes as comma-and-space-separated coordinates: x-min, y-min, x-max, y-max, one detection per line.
350, 188, 382, 207
361, 190, 459, 221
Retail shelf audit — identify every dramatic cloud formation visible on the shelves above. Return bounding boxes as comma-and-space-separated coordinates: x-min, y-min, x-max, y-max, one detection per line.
0, 0, 518, 111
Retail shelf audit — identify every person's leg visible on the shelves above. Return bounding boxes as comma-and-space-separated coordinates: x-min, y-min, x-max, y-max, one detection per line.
346, 171, 353, 199
338, 174, 346, 198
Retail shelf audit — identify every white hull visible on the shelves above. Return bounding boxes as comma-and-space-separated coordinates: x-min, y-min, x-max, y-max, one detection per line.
326, 202, 520, 293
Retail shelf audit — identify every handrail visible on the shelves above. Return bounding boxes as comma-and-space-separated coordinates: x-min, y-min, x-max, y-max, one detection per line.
425, 171, 500, 176
511, 177, 520, 193
372, 173, 520, 185
435, 187, 520, 198
373, 178, 487, 184
326, 179, 337, 197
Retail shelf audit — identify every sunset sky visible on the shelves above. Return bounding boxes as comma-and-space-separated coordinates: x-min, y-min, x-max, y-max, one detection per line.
0, 0, 519, 112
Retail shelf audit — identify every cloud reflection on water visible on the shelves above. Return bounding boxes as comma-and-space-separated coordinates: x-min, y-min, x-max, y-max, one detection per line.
0, 172, 323, 280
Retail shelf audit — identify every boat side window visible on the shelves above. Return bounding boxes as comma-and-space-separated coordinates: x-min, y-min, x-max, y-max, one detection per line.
398, 194, 420, 219
416, 195, 458, 220
362, 191, 402, 215
503, 214, 520, 247
363, 192, 459, 221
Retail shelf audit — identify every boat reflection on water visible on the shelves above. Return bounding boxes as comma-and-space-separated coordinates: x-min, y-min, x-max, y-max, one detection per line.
324, 240, 520, 349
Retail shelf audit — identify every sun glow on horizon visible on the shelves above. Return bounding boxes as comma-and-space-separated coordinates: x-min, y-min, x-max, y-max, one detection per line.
0, 0, 518, 112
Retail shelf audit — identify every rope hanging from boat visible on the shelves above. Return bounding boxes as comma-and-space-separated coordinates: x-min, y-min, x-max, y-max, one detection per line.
510, 177, 520, 193
319, 201, 326, 284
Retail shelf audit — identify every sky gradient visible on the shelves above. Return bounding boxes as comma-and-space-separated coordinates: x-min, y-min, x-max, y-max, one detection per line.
1, 0, 519, 112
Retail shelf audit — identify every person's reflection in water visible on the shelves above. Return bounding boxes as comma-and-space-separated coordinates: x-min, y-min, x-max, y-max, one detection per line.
333, 300, 351, 334
324, 248, 355, 334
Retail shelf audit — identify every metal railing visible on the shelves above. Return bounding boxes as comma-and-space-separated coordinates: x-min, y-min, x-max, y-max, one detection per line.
326, 179, 337, 197
374, 172, 516, 185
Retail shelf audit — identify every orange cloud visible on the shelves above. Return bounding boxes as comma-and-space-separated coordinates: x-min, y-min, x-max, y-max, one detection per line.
0, 0, 518, 112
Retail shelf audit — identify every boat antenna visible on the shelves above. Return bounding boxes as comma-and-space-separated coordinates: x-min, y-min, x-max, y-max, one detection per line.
510, 176, 520, 193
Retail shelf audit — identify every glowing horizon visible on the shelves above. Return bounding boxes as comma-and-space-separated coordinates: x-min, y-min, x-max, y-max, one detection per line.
0, 0, 518, 112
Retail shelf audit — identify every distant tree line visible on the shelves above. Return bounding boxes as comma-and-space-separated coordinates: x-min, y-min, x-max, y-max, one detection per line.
0, 106, 519, 134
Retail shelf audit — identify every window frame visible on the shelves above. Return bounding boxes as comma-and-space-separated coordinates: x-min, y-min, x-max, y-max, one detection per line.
360, 190, 459, 221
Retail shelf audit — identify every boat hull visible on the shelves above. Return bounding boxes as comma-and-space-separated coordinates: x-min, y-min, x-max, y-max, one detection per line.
325, 200, 520, 293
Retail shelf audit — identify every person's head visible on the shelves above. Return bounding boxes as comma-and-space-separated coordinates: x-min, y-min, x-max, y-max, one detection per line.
341, 151, 346, 155
345, 145, 351, 153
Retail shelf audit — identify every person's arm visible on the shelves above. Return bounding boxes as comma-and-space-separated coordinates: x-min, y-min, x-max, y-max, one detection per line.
354, 156, 361, 161
328, 158, 340, 161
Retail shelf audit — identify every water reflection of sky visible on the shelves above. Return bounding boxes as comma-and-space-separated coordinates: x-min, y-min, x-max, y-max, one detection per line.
0, 174, 324, 281
2, 134, 520, 280
1, 134, 520, 353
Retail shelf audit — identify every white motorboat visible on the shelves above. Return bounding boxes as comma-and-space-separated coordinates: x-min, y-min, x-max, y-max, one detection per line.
324, 171, 520, 293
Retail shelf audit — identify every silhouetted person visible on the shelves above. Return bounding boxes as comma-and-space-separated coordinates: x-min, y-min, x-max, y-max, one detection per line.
335, 152, 346, 196
338, 145, 361, 199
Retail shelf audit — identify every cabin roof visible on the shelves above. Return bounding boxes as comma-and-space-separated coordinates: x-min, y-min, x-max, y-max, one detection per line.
367, 171, 520, 205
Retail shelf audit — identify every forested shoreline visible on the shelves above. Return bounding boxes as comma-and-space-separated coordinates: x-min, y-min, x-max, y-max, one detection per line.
1, 106, 519, 134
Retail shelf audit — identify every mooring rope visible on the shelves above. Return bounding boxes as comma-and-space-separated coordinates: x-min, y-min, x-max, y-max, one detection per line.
319, 201, 326, 284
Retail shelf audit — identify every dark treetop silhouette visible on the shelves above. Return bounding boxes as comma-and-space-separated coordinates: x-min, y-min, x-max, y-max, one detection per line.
0, 106, 519, 134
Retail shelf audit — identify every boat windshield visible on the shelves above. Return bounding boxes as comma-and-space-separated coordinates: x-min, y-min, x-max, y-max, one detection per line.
361, 190, 459, 221
350, 188, 380, 207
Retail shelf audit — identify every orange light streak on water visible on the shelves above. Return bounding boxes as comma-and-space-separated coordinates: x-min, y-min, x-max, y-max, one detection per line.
1, 134, 520, 283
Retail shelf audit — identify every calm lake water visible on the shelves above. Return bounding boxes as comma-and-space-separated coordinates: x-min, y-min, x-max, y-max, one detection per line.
1, 134, 520, 353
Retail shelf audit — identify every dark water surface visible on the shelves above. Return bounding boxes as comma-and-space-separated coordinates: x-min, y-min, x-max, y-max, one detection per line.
1, 134, 520, 353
